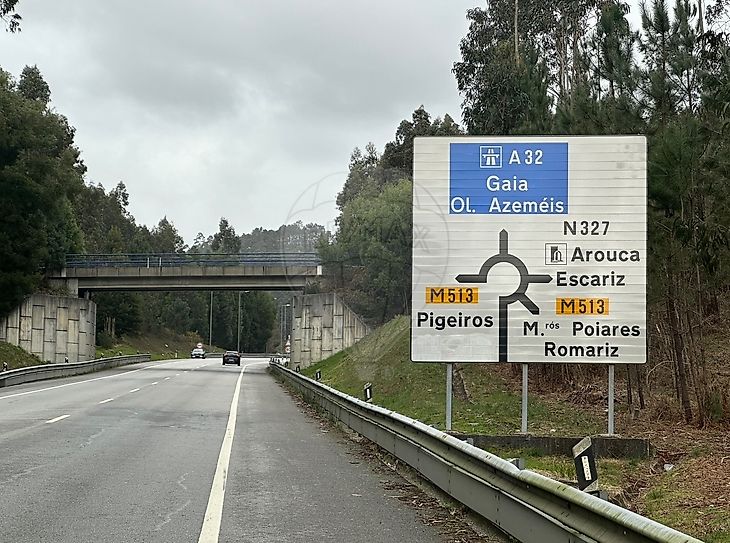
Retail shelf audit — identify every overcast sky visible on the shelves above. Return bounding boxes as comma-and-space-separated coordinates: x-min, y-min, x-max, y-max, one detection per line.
2, 1, 651, 245
2, 0, 488, 244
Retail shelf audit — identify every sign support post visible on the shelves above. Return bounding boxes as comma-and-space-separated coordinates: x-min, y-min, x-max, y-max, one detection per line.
521, 364, 528, 433
446, 363, 453, 431
608, 364, 615, 435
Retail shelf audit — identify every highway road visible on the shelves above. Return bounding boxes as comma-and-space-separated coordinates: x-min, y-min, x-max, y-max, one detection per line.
0, 358, 457, 543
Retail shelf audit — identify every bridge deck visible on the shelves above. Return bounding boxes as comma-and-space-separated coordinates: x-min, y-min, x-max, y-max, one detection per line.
53, 253, 322, 292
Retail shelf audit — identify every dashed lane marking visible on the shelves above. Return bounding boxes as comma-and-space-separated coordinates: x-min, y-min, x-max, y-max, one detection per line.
45, 415, 70, 424
0, 360, 184, 402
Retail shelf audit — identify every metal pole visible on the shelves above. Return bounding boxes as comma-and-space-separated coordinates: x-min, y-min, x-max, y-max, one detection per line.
446, 363, 453, 431
521, 364, 528, 434
284, 304, 290, 342
608, 364, 615, 435
209, 291, 213, 348
237, 291, 242, 353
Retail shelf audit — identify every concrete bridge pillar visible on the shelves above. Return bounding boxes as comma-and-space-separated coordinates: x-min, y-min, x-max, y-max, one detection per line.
0, 294, 96, 363
291, 293, 369, 369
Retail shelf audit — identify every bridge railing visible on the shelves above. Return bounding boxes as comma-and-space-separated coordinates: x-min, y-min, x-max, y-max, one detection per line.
64, 253, 321, 268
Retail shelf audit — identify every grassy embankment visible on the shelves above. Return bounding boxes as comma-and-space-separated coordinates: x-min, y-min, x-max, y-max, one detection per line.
0, 331, 208, 370
301, 315, 730, 542
0, 342, 45, 370
95, 330, 216, 361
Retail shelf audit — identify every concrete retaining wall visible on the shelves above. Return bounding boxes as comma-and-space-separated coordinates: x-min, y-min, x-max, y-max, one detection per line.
0, 294, 96, 363
456, 434, 652, 459
291, 293, 369, 368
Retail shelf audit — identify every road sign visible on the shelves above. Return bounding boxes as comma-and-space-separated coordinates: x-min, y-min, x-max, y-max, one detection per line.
411, 136, 646, 364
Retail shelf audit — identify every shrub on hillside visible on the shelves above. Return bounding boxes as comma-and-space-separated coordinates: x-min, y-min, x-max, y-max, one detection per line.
96, 332, 114, 349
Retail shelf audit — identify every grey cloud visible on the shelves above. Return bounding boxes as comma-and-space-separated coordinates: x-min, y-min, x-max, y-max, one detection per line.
2, 0, 482, 242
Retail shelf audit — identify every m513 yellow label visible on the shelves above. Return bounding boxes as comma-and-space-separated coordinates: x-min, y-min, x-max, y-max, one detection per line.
426, 287, 479, 304
555, 298, 609, 315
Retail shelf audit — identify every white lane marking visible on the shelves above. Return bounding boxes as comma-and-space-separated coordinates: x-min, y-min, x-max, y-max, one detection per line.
98, 398, 114, 404
164, 377, 170, 380
0, 360, 184, 401
197, 362, 263, 543
175, 374, 180, 377
151, 382, 159, 385
45, 415, 70, 424
129, 388, 140, 393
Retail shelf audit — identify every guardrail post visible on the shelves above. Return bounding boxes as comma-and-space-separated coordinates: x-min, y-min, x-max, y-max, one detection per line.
521, 364, 528, 434
608, 364, 615, 436
446, 363, 453, 431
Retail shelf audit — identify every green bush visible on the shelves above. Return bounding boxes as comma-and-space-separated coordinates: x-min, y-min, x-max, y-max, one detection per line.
96, 331, 114, 349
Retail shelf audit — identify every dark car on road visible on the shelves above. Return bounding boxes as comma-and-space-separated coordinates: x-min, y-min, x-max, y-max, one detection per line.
222, 351, 241, 366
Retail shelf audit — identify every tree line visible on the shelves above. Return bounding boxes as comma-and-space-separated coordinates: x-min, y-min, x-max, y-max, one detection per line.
320, 0, 729, 425
0, 66, 323, 352
3, 1, 729, 421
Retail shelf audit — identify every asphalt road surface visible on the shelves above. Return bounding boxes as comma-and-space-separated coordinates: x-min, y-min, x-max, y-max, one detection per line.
0, 358, 453, 543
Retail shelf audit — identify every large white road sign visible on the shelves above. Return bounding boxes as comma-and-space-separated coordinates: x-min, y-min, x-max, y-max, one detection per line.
411, 136, 647, 364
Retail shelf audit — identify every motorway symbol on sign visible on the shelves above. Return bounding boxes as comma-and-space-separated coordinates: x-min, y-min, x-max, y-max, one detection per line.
480, 145, 502, 168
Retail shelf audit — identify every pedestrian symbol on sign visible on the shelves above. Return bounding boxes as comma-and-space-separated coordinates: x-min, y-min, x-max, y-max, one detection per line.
480, 145, 502, 168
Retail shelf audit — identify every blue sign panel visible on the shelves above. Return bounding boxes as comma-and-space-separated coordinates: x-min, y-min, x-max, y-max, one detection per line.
449, 142, 569, 214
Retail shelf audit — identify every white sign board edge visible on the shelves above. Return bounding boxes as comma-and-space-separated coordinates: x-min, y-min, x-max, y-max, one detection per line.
410, 135, 647, 365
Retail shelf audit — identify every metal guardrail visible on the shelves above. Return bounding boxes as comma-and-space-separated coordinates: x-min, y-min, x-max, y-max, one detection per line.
64, 253, 321, 268
0, 355, 151, 388
206, 353, 288, 359
269, 363, 702, 543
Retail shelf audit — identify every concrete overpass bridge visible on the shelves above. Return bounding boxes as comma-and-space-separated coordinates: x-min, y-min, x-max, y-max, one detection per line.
50, 253, 322, 294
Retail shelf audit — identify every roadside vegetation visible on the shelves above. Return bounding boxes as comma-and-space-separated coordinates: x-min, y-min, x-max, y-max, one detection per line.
94, 330, 216, 362
307, 9, 730, 538
0, 341, 44, 370
318, 1, 730, 428
0, 332, 212, 368
0, 66, 324, 353
302, 315, 730, 542
303, 316, 605, 435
